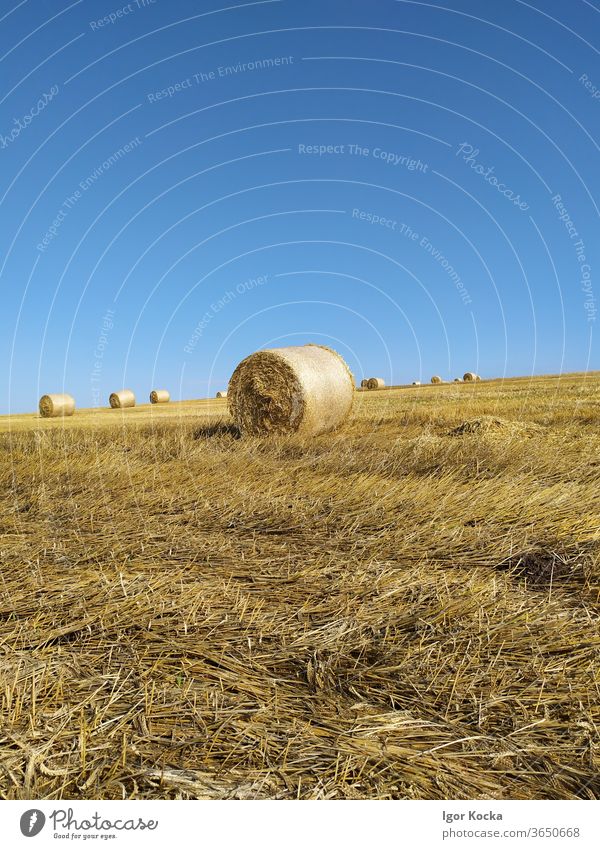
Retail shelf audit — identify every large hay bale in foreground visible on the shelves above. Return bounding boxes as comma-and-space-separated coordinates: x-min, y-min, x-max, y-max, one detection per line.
463, 372, 477, 382
39, 393, 75, 418
109, 389, 135, 409
366, 377, 385, 390
431, 375, 442, 384
216, 391, 227, 398
150, 389, 170, 404
228, 344, 354, 436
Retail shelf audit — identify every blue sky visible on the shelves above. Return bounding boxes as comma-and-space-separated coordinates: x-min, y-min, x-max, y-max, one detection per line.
1, 0, 598, 413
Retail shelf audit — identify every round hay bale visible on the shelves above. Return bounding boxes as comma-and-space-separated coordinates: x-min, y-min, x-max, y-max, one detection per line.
150, 389, 170, 404
431, 375, 442, 384
412, 381, 421, 386
228, 344, 354, 437
463, 372, 477, 382
109, 389, 135, 409
475, 374, 482, 382
39, 393, 75, 418
454, 378, 462, 383
366, 377, 385, 390
216, 391, 227, 398
360, 379, 369, 388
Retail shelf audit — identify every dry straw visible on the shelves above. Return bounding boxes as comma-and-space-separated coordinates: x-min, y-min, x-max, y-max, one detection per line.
228, 344, 354, 436
366, 377, 385, 390
2, 371, 599, 801
39, 393, 75, 418
216, 391, 228, 398
150, 389, 170, 404
431, 375, 442, 384
451, 416, 542, 437
109, 389, 136, 409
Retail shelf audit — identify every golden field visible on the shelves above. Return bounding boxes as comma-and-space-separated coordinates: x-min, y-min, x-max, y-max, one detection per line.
1, 373, 599, 800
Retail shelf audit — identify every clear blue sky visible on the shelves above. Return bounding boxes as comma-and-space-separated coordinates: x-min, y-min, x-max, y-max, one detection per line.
1, 0, 598, 413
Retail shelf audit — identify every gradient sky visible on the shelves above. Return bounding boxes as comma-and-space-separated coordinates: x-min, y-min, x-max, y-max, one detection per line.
1, 0, 598, 413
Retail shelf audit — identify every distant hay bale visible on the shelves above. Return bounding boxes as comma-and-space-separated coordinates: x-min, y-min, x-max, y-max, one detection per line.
454, 378, 462, 382
150, 389, 170, 404
228, 344, 354, 437
412, 381, 421, 386
39, 393, 75, 418
216, 391, 227, 398
431, 375, 442, 384
475, 374, 482, 382
366, 377, 385, 390
360, 379, 369, 388
463, 372, 477, 382
109, 389, 135, 409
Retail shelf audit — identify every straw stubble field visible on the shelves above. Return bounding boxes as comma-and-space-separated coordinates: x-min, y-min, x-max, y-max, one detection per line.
1, 374, 599, 800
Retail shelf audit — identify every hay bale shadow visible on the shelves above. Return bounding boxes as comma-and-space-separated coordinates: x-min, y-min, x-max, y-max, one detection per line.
193, 422, 241, 440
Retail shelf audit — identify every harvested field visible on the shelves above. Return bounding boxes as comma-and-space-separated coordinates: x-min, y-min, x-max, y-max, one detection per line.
1, 372, 600, 800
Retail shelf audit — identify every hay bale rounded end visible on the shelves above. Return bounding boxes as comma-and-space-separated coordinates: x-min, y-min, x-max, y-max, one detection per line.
39, 393, 75, 418
463, 371, 477, 382
150, 389, 170, 404
360, 378, 369, 388
366, 377, 385, 390
431, 375, 442, 384
109, 389, 136, 409
228, 344, 354, 437
216, 391, 228, 398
